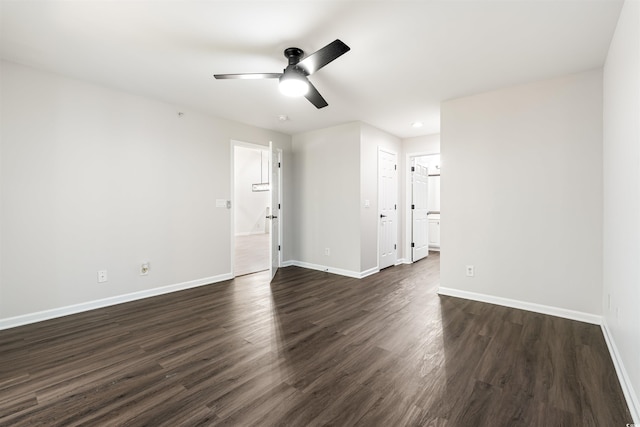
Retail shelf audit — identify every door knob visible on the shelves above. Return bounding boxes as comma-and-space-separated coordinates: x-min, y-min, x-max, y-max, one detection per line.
380, 214, 387, 218
265, 215, 278, 219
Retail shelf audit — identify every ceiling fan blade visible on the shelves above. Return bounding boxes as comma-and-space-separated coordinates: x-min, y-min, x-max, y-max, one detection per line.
297, 39, 350, 75
304, 81, 328, 109
213, 73, 281, 80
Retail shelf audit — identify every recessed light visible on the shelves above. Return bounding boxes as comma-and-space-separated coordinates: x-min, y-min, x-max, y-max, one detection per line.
411, 121, 423, 128
278, 115, 289, 121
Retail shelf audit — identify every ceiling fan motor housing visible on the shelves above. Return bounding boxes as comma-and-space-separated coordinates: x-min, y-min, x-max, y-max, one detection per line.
284, 47, 304, 65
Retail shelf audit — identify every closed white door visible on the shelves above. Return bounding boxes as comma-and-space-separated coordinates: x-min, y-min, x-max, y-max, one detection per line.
269, 143, 281, 281
412, 159, 429, 261
378, 149, 397, 269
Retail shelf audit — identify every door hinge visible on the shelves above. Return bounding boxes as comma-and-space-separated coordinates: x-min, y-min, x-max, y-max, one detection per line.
411, 204, 415, 209
394, 204, 397, 210
394, 164, 397, 170
411, 166, 415, 172
394, 244, 397, 250
278, 162, 281, 168
411, 242, 415, 248
278, 203, 281, 210
278, 245, 281, 251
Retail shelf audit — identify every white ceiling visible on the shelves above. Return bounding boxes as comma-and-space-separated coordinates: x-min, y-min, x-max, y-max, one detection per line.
0, 0, 623, 138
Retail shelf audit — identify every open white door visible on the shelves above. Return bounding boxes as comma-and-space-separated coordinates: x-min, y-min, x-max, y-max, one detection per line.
378, 148, 397, 269
411, 158, 429, 262
268, 143, 281, 281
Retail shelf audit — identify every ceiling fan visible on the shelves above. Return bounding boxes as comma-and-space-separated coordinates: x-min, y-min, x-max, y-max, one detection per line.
214, 39, 350, 109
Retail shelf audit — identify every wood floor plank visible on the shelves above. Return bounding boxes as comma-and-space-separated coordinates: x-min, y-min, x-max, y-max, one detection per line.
0, 252, 633, 426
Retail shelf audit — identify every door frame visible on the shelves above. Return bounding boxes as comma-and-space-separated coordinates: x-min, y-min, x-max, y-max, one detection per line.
230, 139, 273, 277
405, 151, 440, 264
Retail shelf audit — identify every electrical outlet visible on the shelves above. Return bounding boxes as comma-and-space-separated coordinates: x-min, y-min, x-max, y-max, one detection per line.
140, 262, 150, 276
465, 265, 474, 277
324, 248, 330, 256
97, 270, 108, 283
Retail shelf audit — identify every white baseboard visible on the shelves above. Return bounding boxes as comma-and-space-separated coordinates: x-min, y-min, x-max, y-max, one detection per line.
0, 273, 233, 331
601, 320, 640, 423
395, 258, 412, 265
282, 260, 377, 279
286, 260, 360, 279
437, 286, 602, 325
360, 266, 380, 278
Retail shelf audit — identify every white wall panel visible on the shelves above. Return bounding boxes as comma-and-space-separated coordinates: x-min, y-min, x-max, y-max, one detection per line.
0, 60, 291, 320
441, 70, 603, 315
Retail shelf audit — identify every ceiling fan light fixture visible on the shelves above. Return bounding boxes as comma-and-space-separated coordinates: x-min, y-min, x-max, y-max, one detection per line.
214, 39, 349, 108
279, 72, 309, 97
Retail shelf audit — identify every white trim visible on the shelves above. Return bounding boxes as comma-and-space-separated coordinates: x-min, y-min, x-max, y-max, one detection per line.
395, 258, 412, 265
428, 247, 440, 252
284, 260, 377, 279
281, 260, 295, 268
360, 266, 380, 278
0, 273, 233, 331
601, 320, 640, 423
437, 286, 602, 325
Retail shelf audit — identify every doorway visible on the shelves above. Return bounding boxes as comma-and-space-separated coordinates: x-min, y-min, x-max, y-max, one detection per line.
232, 142, 271, 276
406, 153, 441, 262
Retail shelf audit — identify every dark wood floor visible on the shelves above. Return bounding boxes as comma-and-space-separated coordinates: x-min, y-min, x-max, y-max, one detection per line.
0, 252, 632, 426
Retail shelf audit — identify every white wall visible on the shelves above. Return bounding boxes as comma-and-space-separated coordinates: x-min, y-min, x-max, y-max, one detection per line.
0, 60, 291, 322
290, 121, 400, 275
440, 70, 603, 317
234, 146, 270, 235
603, 0, 640, 420
402, 134, 440, 156
291, 122, 361, 273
